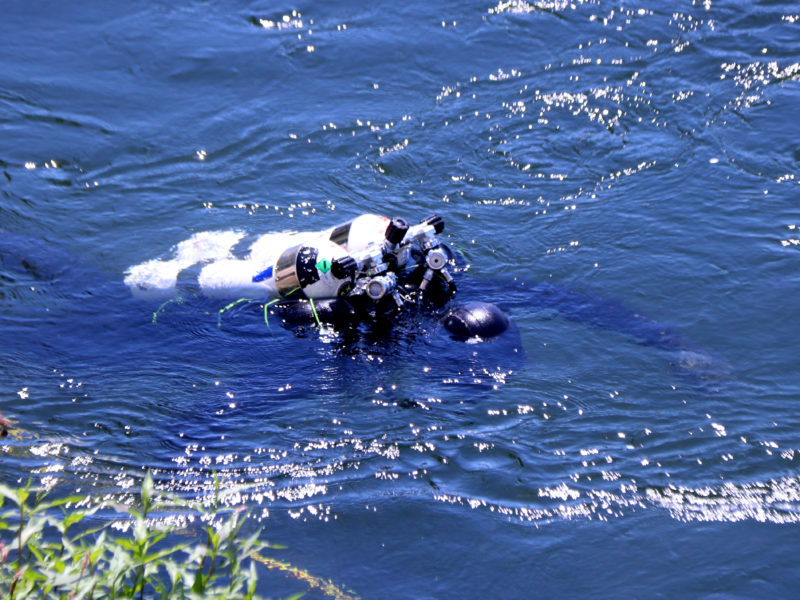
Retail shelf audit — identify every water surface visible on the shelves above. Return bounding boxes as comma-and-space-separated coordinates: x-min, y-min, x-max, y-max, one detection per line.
2, 1, 800, 597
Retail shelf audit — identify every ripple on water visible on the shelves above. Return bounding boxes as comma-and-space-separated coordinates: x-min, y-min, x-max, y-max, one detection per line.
2, 7, 800, 589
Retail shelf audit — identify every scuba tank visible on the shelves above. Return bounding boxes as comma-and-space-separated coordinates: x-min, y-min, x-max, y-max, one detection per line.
124, 212, 510, 338
258, 214, 393, 300
253, 214, 453, 306
258, 239, 352, 299
193, 215, 395, 300
129, 213, 449, 301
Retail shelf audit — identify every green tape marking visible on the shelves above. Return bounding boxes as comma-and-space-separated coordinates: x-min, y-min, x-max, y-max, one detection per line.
217, 298, 254, 328
308, 297, 321, 327
263, 298, 280, 329
152, 296, 185, 324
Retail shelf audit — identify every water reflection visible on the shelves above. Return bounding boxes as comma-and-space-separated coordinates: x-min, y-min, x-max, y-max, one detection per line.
3, 0, 800, 550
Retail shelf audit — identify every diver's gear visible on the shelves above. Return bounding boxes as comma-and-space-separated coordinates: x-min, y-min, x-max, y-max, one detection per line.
384, 217, 409, 250
331, 256, 357, 280
365, 273, 396, 300
419, 247, 448, 292
124, 212, 512, 339
425, 249, 447, 271
271, 239, 351, 299
271, 297, 357, 326
274, 245, 318, 293
258, 213, 454, 308
421, 214, 445, 234
441, 302, 509, 339
124, 212, 456, 302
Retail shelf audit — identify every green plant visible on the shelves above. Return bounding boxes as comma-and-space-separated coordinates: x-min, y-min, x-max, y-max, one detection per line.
0, 473, 272, 599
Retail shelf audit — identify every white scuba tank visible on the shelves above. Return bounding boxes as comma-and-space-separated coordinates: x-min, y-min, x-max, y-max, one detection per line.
247, 214, 392, 299
124, 214, 392, 300
326, 214, 390, 253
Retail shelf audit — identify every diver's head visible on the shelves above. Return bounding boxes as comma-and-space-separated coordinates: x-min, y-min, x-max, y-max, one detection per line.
441, 302, 510, 339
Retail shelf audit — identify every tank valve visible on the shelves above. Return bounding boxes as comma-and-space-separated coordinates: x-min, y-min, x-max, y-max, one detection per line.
384, 217, 409, 249
331, 256, 357, 280
365, 273, 397, 300
420, 214, 445, 234
419, 248, 448, 292
425, 249, 447, 270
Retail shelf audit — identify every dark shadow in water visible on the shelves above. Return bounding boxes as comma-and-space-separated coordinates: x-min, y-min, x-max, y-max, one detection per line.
1, 228, 728, 372
1, 230, 727, 430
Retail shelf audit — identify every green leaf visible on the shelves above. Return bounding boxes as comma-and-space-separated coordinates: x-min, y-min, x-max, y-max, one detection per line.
191, 568, 206, 594
91, 542, 107, 564
71, 519, 109, 542
141, 470, 155, 510
20, 519, 45, 547
30, 494, 83, 514
61, 509, 86, 531
22, 567, 49, 583
143, 542, 190, 565
163, 558, 185, 587
27, 541, 44, 563
133, 519, 149, 546
209, 527, 221, 549
114, 537, 139, 553
245, 560, 258, 600
240, 528, 263, 554
148, 528, 168, 548
0, 482, 23, 505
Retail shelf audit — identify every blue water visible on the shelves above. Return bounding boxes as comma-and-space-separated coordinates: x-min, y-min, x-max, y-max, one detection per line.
2, 0, 800, 597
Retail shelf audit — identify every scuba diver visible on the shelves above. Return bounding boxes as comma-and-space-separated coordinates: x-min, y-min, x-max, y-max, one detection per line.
124, 213, 511, 340
1, 213, 725, 389
122, 211, 726, 382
